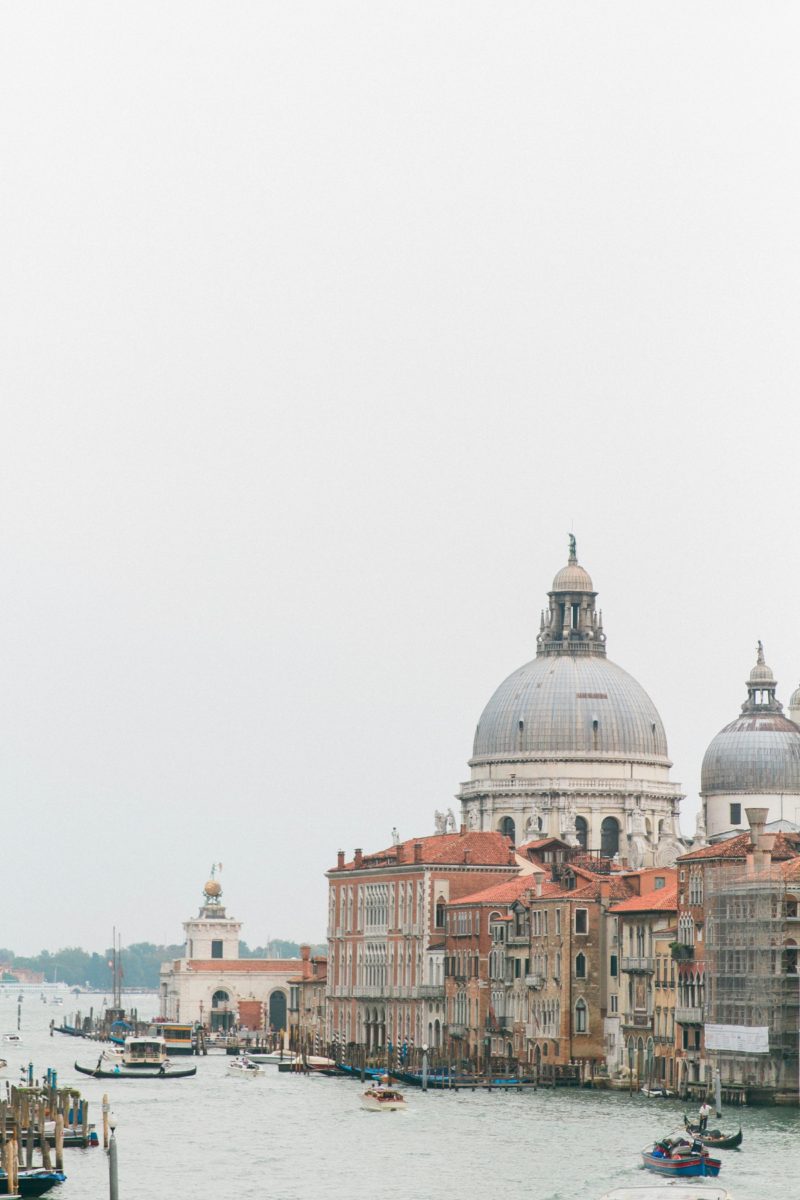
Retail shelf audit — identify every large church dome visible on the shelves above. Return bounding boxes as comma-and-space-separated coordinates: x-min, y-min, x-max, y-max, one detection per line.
472, 653, 669, 763
701, 645, 800, 797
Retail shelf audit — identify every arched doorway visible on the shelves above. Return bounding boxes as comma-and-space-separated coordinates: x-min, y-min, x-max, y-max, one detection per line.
575, 815, 588, 851
210, 988, 234, 1032
269, 990, 287, 1032
601, 816, 620, 858
499, 816, 516, 843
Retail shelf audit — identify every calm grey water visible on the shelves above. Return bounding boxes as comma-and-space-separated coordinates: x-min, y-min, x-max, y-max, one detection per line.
4, 992, 797, 1200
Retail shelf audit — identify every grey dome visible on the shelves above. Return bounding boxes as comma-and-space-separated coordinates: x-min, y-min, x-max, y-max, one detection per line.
701, 714, 800, 796
472, 654, 669, 763
789, 684, 800, 709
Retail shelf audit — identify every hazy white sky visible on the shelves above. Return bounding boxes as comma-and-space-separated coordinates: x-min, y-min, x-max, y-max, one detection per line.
2, 4, 800, 954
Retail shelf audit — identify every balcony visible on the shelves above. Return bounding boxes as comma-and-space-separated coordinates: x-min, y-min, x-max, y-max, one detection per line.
449, 1023, 467, 1038
622, 1012, 652, 1029
620, 955, 654, 974
675, 1004, 704, 1025
525, 974, 546, 989
417, 984, 443, 1000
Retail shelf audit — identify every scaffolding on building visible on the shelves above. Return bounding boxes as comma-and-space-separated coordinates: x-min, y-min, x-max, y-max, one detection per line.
704, 857, 799, 1102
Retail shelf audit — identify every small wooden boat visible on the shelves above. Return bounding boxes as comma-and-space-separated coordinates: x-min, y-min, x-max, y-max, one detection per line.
0, 1168, 67, 1196
641, 1139, 722, 1177
74, 1060, 196, 1080
684, 1115, 742, 1149
361, 1083, 408, 1112
227, 1057, 261, 1078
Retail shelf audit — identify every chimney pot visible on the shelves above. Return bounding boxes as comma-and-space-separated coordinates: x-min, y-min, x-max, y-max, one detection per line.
354, 847, 363, 868
463, 848, 472, 864
337, 849, 345, 870
413, 841, 423, 864
460, 823, 466, 835
508, 846, 516, 865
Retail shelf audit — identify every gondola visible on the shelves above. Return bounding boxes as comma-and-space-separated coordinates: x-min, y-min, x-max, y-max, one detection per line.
641, 1139, 722, 1178
0, 1168, 66, 1196
74, 1061, 196, 1080
683, 1115, 743, 1149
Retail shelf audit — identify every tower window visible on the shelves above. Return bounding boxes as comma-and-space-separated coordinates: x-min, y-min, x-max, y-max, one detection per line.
730, 803, 742, 825
211, 940, 223, 959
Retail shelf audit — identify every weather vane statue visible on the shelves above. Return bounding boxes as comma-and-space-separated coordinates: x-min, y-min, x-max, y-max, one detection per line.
757, 640, 764, 664
568, 532, 577, 562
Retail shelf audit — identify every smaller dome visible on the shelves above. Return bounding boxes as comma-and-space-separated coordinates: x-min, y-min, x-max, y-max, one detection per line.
204, 879, 222, 898
551, 562, 593, 593
788, 684, 800, 709
748, 641, 774, 684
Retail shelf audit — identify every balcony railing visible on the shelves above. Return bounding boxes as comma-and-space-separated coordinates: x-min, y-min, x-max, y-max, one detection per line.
525, 974, 546, 989
449, 1023, 467, 1038
416, 984, 443, 1000
621, 955, 655, 974
459, 776, 682, 798
675, 1004, 704, 1025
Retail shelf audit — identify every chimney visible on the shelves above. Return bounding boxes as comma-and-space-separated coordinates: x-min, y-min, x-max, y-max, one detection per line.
413, 841, 423, 864
460, 823, 466, 835
396, 843, 405, 864
746, 807, 769, 848
463, 848, 472, 864
354, 847, 363, 869
508, 846, 516, 865
599, 880, 611, 903
535, 877, 543, 898
337, 850, 345, 870
300, 943, 311, 962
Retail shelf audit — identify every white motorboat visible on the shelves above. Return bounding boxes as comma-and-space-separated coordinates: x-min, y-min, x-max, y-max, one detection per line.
361, 1083, 408, 1112
600, 1188, 731, 1200
246, 1051, 298, 1066
227, 1056, 262, 1078
2, 1034, 22, 1045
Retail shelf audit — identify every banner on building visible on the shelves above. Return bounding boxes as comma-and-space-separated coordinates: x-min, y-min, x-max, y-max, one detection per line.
704, 1024, 769, 1054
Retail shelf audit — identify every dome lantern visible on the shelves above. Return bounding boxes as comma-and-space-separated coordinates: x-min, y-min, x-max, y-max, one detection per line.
537, 534, 605, 657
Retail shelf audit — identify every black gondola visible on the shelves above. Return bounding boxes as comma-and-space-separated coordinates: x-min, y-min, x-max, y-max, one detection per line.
684, 1114, 743, 1149
74, 1061, 196, 1080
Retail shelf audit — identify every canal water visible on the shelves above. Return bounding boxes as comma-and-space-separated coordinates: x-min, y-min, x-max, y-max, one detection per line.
2, 991, 796, 1200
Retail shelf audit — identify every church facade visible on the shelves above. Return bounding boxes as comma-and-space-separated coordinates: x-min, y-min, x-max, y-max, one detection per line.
159, 876, 312, 1033
459, 540, 685, 867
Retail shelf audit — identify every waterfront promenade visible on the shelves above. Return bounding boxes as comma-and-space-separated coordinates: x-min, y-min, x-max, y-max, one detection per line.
7, 992, 796, 1200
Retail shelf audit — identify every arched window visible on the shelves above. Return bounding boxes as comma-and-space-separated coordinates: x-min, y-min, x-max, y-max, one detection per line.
211, 989, 230, 1008
575, 998, 587, 1033
575, 816, 588, 850
575, 953, 586, 979
435, 898, 446, 929
499, 816, 516, 843
601, 816, 620, 858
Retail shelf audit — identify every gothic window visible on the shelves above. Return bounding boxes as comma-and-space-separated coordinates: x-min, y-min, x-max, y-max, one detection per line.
575, 953, 586, 979
435, 899, 446, 929
575, 998, 588, 1033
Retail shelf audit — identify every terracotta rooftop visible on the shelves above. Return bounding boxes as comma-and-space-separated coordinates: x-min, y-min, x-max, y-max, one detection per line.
333, 831, 514, 871
452, 875, 536, 906
678, 831, 800, 863
609, 884, 679, 914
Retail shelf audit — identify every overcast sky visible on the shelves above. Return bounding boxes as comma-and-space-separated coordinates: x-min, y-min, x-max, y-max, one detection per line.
2, 4, 799, 955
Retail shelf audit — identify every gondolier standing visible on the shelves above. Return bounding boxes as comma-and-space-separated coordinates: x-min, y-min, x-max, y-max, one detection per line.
698, 1099, 712, 1131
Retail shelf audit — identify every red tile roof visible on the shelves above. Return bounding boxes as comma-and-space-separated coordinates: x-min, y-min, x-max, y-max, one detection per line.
517, 837, 570, 853
678, 832, 800, 863
185, 959, 300, 973
451, 875, 534, 906
334, 831, 514, 871
609, 884, 678, 914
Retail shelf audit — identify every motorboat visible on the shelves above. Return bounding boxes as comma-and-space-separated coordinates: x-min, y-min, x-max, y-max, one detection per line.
684, 1115, 743, 1149
227, 1056, 261, 1078
601, 1189, 730, 1200
641, 1139, 722, 1178
2, 1034, 22, 1045
0, 1167, 67, 1196
640, 1086, 673, 1098
361, 1082, 408, 1112
246, 1050, 297, 1066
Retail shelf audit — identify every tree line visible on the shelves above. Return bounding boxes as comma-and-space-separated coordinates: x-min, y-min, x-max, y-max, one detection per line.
0, 940, 326, 990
